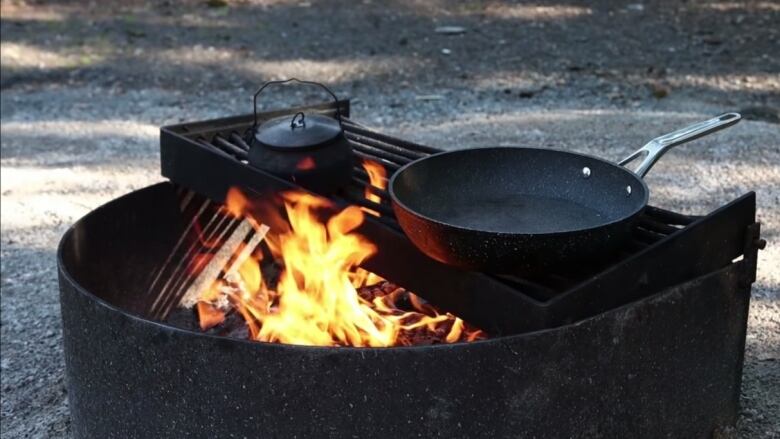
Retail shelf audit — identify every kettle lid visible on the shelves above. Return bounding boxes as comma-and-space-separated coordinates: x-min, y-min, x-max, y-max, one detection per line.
255, 112, 342, 151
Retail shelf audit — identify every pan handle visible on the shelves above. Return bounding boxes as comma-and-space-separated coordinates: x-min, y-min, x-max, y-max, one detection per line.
618, 112, 741, 178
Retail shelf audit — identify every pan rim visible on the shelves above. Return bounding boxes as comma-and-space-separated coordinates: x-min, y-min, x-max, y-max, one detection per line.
388, 146, 650, 237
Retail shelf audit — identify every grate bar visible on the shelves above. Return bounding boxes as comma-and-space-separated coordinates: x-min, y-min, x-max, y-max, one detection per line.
214, 135, 249, 159
341, 118, 440, 154
345, 132, 426, 160
645, 206, 697, 226
228, 132, 251, 150
348, 137, 417, 165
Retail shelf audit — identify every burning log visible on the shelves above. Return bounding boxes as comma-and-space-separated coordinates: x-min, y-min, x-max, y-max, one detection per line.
167, 280, 485, 345
179, 219, 269, 309
224, 224, 271, 279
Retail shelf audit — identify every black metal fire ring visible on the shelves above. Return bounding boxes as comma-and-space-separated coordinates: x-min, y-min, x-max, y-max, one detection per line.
58, 183, 752, 439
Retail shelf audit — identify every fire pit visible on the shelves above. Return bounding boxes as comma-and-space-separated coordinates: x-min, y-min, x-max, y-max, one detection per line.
58, 100, 762, 438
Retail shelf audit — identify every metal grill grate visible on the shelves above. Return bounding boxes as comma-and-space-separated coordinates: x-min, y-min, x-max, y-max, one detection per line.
158, 101, 755, 335
190, 115, 694, 301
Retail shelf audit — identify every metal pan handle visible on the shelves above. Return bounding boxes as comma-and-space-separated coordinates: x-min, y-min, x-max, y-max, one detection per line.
618, 112, 741, 178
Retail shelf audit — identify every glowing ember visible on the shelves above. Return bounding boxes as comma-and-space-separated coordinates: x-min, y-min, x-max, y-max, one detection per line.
296, 157, 316, 170
188, 187, 485, 347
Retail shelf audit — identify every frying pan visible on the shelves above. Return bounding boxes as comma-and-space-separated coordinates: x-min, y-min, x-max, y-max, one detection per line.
389, 113, 741, 274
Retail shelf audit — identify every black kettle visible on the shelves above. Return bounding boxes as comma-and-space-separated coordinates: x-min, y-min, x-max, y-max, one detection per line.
246, 79, 352, 194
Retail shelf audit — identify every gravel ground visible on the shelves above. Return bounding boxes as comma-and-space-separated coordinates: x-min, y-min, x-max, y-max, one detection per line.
1, 1, 778, 438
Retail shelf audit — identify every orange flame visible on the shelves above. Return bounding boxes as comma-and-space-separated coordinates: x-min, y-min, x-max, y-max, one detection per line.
361, 159, 387, 217
197, 302, 225, 330
196, 282, 226, 330
192, 188, 485, 347
225, 187, 249, 218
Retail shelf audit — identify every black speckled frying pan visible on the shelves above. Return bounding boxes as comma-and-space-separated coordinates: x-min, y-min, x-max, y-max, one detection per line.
389, 113, 741, 273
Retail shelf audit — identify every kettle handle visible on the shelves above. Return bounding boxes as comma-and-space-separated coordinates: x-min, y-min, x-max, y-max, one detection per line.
251, 78, 342, 132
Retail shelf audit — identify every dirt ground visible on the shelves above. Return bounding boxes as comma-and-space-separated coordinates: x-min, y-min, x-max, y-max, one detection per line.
1, 0, 778, 437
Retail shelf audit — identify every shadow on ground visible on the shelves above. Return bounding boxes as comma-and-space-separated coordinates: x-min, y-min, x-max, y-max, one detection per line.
2, 0, 779, 109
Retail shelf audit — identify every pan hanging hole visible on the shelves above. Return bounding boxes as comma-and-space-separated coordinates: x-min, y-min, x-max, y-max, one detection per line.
626, 185, 632, 196
582, 167, 591, 178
